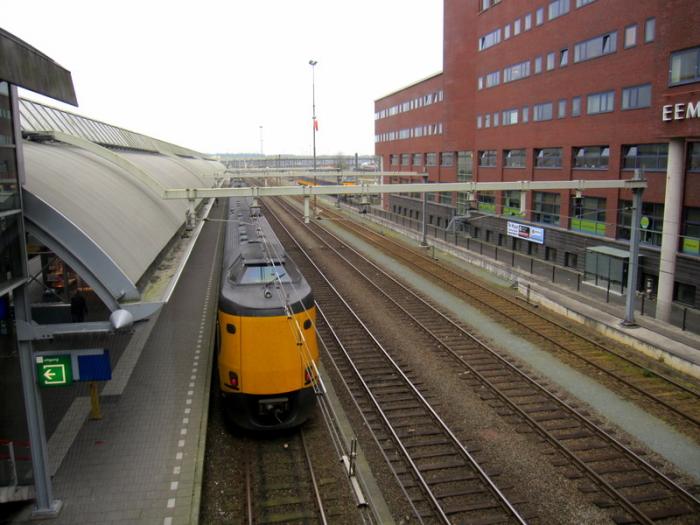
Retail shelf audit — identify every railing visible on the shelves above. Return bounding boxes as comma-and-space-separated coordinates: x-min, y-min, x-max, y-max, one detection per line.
369, 207, 700, 336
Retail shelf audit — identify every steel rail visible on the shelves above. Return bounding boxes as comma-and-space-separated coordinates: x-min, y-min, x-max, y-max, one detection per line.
273, 196, 700, 524
320, 205, 700, 422
267, 198, 527, 524
300, 429, 329, 525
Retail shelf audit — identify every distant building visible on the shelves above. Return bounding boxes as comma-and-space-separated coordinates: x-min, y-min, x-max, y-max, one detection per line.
374, 0, 700, 321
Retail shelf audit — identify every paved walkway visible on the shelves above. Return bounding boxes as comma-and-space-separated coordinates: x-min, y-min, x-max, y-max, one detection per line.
5, 210, 223, 525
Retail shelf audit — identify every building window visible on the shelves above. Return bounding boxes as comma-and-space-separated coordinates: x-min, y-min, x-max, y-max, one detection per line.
479, 28, 502, 51
572, 96, 582, 116
536, 7, 544, 25
571, 196, 606, 236
674, 282, 696, 306
514, 18, 521, 35
535, 56, 543, 74
689, 143, 700, 172
522, 106, 529, 123
618, 200, 664, 246
560, 48, 569, 67
624, 24, 637, 48
502, 190, 523, 216
576, 0, 595, 6
486, 70, 501, 88
493, 112, 500, 127
413, 153, 423, 166
547, 52, 556, 71
426, 153, 437, 166
390, 154, 399, 166
441, 152, 454, 167
504, 149, 526, 168
477, 192, 496, 213
573, 146, 609, 169
545, 246, 558, 262
622, 144, 668, 171
645, 18, 655, 43
504, 60, 531, 83
485, 114, 491, 128
478, 77, 484, 90
548, 0, 570, 20
533, 102, 553, 121
669, 46, 700, 86
505, 24, 511, 40
477, 115, 483, 129
401, 153, 411, 166
621, 84, 651, 110
502, 108, 519, 125
457, 151, 473, 182
574, 32, 617, 63
479, 150, 497, 167
558, 99, 567, 118
535, 147, 563, 168
682, 207, 700, 255
525, 13, 532, 30
533, 192, 561, 224
587, 90, 615, 114
565, 252, 578, 268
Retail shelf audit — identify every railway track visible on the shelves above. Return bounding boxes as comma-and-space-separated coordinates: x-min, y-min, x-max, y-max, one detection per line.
316, 202, 700, 433
266, 196, 700, 524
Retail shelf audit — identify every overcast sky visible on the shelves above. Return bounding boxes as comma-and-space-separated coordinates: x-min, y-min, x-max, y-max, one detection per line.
4, 0, 443, 156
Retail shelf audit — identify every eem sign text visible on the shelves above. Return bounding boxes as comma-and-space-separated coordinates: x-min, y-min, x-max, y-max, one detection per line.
662, 101, 700, 122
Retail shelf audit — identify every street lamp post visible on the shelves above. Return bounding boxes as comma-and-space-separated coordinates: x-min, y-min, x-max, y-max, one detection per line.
259, 125, 263, 157
309, 59, 318, 216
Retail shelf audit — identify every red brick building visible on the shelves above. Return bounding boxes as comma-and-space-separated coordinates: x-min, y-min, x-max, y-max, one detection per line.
374, 0, 700, 321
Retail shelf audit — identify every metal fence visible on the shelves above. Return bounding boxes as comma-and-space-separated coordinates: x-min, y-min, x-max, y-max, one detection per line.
369, 207, 700, 336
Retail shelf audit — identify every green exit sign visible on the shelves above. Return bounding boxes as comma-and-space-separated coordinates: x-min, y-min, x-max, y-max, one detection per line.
36, 355, 73, 387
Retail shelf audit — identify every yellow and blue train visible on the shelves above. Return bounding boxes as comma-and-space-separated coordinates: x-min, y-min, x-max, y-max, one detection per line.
216, 196, 318, 430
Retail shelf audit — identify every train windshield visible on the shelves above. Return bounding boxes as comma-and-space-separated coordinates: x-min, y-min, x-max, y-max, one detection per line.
239, 263, 291, 284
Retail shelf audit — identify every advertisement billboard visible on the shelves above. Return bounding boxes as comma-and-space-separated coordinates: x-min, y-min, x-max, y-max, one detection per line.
507, 221, 544, 244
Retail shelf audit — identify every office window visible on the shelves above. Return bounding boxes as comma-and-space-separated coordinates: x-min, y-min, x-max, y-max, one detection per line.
401, 153, 410, 166
493, 112, 500, 127
622, 84, 651, 110
485, 114, 491, 128
624, 25, 637, 48
545, 246, 558, 262
533, 102, 553, 121
533, 192, 561, 224
572, 96, 582, 116
478, 77, 484, 90
690, 143, 700, 172
502, 108, 519, 125
486, 70, 501, 88
505, 24, 511, 40
504, 149, 526, 168
548, 0, 570, 21
565, 252, 578, 268
477, 192, 496, 212
457, 151, 473, 182
669, 46, 700, 86
576, 0, 595, 6
573, 146, 609, 169
390, 154, 399, 166
547, 52, 556, 70
535, 56, 543, 74
479, 28, 502, 51
622, 144, 668, 171
477, 115, 483, 129
522, 106, 530, 123
618, 200, 664, 246
413, 153, 423, 166
536, 147, 563, 168
645, 18, 655, 43
560, 48, 569, 67
682, 207, 700, 255
504, 60, 531, 83
558, 99, 567, 118
674, 281, 696, 306
514, 18, 521, 35
441, 152, 454, 167
587, 90, 615, 114
574, 32, 617, 62
525, 13, 532, 30
502, 191, 523, 216
571, 196, 606, 236
536, 7, 544, 25
426, 153, 437, 166
479, 150, 497, 167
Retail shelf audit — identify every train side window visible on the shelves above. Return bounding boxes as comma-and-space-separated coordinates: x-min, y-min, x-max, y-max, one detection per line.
226, 323, 236, 334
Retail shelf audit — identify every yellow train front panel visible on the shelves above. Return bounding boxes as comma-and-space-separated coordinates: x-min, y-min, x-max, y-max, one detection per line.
217, 306, 318, 396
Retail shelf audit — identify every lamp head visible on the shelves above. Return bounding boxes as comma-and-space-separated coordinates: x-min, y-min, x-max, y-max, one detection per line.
309, 60, 317, 66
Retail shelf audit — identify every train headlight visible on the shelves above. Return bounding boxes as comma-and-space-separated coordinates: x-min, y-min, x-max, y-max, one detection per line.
228, 371, 240, 390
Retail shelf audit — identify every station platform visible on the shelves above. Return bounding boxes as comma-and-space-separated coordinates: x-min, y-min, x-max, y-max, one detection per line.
2, 212, 223, 524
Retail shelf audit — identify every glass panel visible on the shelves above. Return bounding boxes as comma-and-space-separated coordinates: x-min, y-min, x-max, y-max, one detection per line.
0, 83, 13, 146
0, 149, 19, 211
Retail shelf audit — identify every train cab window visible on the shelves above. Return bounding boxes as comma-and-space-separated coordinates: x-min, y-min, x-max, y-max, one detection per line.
239, 263, 292, 284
